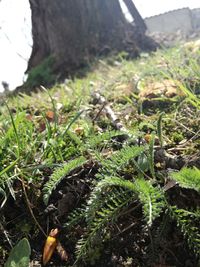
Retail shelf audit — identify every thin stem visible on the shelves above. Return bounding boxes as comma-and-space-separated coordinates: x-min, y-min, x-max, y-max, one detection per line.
20, 177, 47, 237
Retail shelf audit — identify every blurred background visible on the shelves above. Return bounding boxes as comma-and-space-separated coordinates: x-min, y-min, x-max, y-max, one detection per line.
0, 0, 200, 92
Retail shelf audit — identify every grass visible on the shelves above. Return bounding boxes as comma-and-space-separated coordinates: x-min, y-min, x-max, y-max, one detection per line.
0, 42, 200, 266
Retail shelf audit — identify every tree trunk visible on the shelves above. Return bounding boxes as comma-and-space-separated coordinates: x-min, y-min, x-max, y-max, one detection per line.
122, 0, 147, 33
27, 0, 156, 80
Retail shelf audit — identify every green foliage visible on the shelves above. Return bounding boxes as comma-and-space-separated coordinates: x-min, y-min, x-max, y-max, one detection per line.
84, 130, 126, 150
147, 134, 156, 179
25, 57, 56, 88
157, 112, 164, 148
146, 214, 170, 265
158, 47, 200, 109
66, 160, 200, 264
169, 206, 200, 256
98, 177, 165, 226
171, 131, 184, 143
177, 82, 200, 109
134, 179, 165, 226
5, 238, 31, 267
171, 167, 200, 193
75, 186, 134, 263
0, 109, 36, 205
100, 145, 145, 176
64, 145, 148, 263
67, 174, 165, 263
64, 135, 200, 263
43, 156, 87, 205
64, 206, 86, 229
84, 177, 137, 225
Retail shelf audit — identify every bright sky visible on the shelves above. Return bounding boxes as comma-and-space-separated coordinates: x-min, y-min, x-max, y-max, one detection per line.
0, 0, 200, 92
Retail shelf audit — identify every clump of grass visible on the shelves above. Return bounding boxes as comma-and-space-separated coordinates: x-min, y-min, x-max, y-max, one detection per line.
25, 56, 56, 89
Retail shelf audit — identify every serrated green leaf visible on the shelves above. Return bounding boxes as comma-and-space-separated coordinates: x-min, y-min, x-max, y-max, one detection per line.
43, 156, 87, 205
171, 167, 200, 192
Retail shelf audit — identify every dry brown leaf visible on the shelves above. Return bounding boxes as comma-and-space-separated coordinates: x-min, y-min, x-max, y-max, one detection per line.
46, 110, 55, 121
139, 79, 185, 99
56, 241, 69, 262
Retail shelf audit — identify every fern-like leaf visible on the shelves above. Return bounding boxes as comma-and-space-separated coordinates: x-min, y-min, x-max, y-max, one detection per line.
75, 187, 133, 263
134, 179, 165, 226
85, 176, 136, 224
43, 156, 87, 205
64, 206, 86, 229
171, 167, 200, 193
75, 176, 165, 262
169, 206, 200, 256
100, 145, 145, 175
98, 176, 165, 226
84, 130, 125, 150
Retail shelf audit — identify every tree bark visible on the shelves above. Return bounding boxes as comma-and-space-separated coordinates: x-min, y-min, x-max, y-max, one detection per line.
27, 0, 156, 80
122, 0, 147, 33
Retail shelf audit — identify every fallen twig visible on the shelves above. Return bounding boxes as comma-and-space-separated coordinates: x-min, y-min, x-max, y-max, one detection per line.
0, 221, 13, 248
92, 92, 128, 132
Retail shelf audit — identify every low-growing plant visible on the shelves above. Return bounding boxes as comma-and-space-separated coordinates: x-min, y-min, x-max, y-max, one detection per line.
44, 137, 200, 265
25, 56, 56, 89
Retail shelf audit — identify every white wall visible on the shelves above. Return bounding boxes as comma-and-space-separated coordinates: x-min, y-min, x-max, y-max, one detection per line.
145, 8, 193, 34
